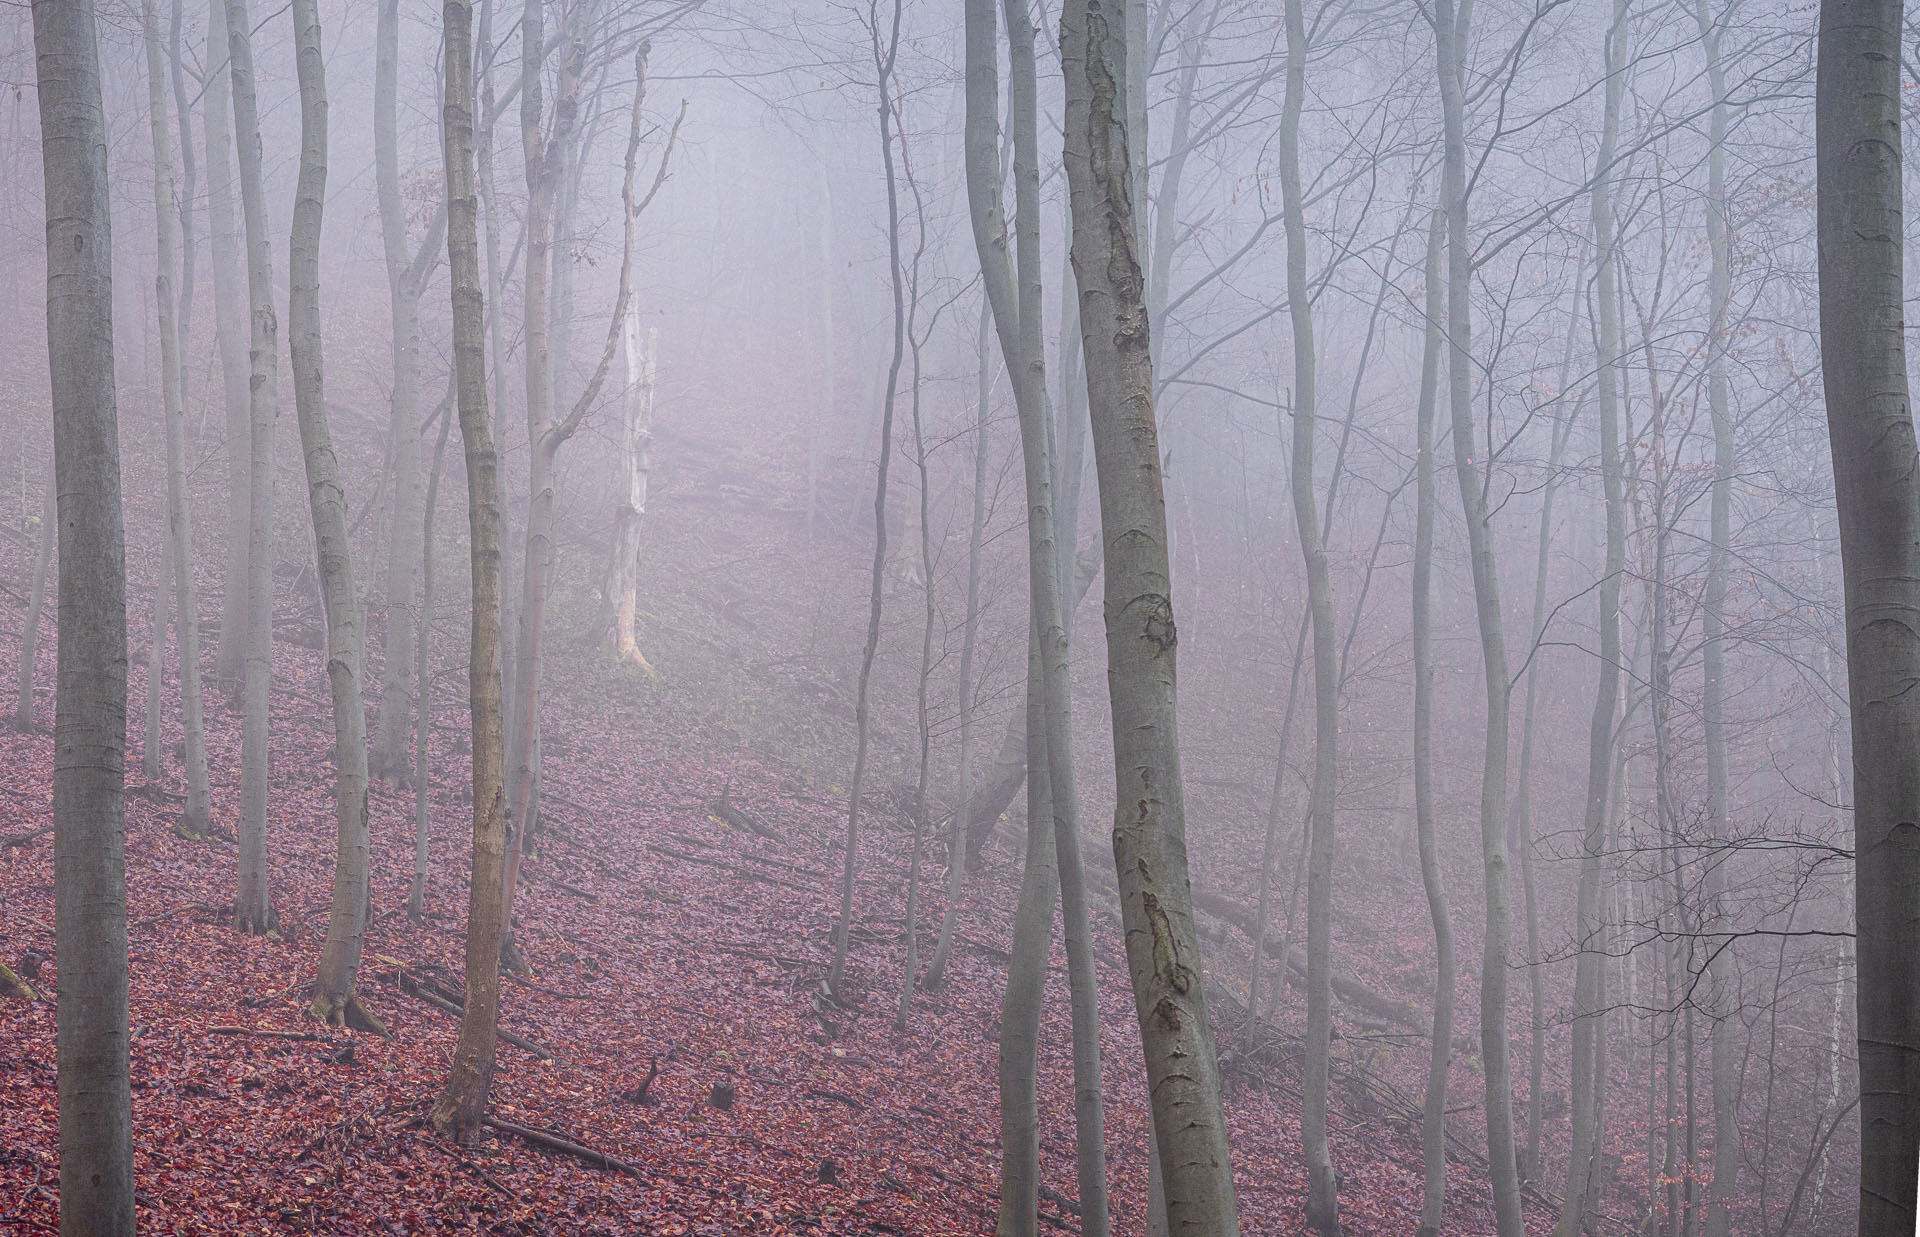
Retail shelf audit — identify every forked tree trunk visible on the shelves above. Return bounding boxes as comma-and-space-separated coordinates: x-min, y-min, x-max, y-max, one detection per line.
289, 0, 376, 1031
1815, 1, 1920, 1230
204, 0, 250, 690
1276, 1, 1337, 1227
1412, 203, 1453, 1237
33, 0, 136, 1226
142, 0, 212, 837
1556, 14, 1627, 1234
432, 0, 510, 1145
1061, 2, 1240, 1231
225, 0, 281, 936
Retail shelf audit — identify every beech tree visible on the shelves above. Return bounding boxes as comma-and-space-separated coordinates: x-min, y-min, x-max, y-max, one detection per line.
33, 0, 134, 1228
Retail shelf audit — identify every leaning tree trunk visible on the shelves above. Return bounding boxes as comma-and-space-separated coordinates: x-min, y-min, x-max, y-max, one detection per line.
225, 0, 281, 936
1556, 8, 1627, 1234
34, 0, 135, 1227
1061, 1, 1240, 1231
1276, 0, 1338, 1228
204, 0, 250, 690
142, 0, 212, 838
431, 0, 510, 1146
1815, 0, 1920, 1231
290, 0, 376, 1032
1412, 203, 1454, 1237
1434, 0, 1524, 1229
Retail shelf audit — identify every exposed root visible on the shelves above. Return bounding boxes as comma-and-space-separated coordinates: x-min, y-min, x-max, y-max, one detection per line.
0, 959, 38, 1001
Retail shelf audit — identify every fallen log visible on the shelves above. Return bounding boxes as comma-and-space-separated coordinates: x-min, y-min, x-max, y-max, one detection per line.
484, 1116, 645, 1179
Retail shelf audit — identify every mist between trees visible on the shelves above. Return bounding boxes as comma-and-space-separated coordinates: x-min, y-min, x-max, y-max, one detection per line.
2, 0, 1912, 1233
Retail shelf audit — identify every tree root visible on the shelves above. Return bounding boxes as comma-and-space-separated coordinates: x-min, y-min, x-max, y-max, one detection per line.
309, 989, 391, 1036
0, 959, 38, 1001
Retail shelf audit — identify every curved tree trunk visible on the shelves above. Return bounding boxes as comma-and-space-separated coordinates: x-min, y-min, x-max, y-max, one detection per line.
225, 0, 281, 937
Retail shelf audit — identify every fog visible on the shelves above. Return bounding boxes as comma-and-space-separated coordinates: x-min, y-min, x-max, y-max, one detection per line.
0, 0, 1889, 1233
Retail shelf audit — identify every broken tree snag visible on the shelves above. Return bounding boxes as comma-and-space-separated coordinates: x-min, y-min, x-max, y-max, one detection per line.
0, 959, 37, 1001
620, 1056, 661, 1105
484, 1117, 645, 1179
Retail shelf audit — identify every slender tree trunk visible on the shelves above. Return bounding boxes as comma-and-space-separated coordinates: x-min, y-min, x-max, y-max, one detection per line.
432, 0, 510, 1145
895, 257, 936, 1033
410, 396, 455, 923
226, 0, 281, 936
608, 312, 655, 671
204, 0, 249, 690
1276, 0, 1337, 1226
1557, 8, 1627, 1234
1061, 2, 1240, 1230
34, 0, 135, 1225
290, 0, 375, 1030
142, 536, 171, 783
142, 0, 212, 838
369, 0, 428, 779
826, 0, 905, 1001
15, 475, 55, 731
167, 0, 197, 409
924, 296, 993, 990
1413, 202, 1454, 1237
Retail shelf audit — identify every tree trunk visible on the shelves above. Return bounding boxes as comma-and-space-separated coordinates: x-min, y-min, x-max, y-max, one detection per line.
431, 0, 510, 1145
369, 0, 428, 779
924, 296, 993, 990
15, 475, 55, 731
607, 311, 655, 671
289, 0, 374, 1030
411, 400, 455, 923
142, 0, 212, 838
1413, 203, 1454, 1237
141, 534, 171, 784
1061, 2, 1240, 1230
895, 260, 936, 1033
204, 0, 250, 690
1555, 8, 1627, 1236
1815, 1, 1920, 1230
33, 0, 135, 1225
225, 0, 281, 937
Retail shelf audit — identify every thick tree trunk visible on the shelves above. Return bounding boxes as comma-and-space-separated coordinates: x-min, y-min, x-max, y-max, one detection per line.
225, 0, 281, 936
1413, 203, 1454, 1237
289, 0, 375, 1031
204, 0, 250, 690
1556, 9, 1627, 1235
1061, 2, 1240, 1231
431, 0, 510, 1145
142, 0, 212, 838
33, 0, 135, 1226
1815, 1, 1920, 1230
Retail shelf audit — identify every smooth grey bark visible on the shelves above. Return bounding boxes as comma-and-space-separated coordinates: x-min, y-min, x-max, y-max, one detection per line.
1433, 0, 1523, 1228
142, 0, 212, 838
33, 0, 135, 1226
15, 475, 55, 730
1556, 12, 1627, 1234
290, 0, 376, 1031
432, 0, 510, 1146
924, 296, 994, 990
1061, 1, 1240, 1231
1276, 0, 1336, 1226
166, 0, 197, 404
411, 398, 455, 923
1693, 2, 1740, 1230
369, 0, 446, 778
895, 206, 936, 1032
204, 0, 249, 689
1413, 203, 1454, 1237
1816, 1, 1920, 1230
226, 0, 281, 936
826, 0, 904, 1001
141, 519, 171, 784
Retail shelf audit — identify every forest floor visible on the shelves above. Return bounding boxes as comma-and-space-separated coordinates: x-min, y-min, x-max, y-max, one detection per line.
0, 428, 1568, 1235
